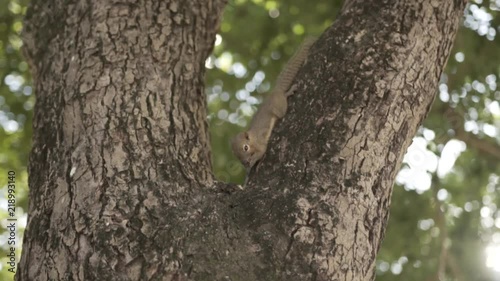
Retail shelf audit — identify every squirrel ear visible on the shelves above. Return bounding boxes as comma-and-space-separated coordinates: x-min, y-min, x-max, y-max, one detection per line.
243, 132, 250, 140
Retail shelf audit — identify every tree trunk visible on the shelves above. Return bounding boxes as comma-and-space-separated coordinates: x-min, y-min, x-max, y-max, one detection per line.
18, 0, 465, 281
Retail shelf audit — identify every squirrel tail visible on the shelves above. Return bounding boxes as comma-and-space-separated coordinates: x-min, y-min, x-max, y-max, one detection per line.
274, 36, 316, 93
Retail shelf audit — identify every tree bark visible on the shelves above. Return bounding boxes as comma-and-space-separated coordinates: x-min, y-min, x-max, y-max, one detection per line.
18, 0, 465, 281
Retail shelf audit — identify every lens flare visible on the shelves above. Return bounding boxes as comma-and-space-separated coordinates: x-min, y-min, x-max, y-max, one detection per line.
486, 244, 500, 272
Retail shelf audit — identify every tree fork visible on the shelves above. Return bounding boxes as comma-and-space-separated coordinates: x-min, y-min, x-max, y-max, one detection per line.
18, 0, 466, 280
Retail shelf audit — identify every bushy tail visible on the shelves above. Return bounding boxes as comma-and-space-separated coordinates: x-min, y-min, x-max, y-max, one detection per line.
274, 36, 316, 93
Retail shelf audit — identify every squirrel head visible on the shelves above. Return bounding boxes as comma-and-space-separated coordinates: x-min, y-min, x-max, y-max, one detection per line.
231, 131, 259, 168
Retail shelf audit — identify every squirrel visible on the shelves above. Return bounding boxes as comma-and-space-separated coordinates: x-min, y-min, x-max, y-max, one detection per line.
231, 37, 316, 171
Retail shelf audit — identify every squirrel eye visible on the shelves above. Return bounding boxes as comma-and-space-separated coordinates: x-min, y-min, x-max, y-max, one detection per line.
243, 144, 249, 151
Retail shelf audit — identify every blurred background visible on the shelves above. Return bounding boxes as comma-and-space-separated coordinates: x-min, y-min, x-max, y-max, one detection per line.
0, 0, 499, 280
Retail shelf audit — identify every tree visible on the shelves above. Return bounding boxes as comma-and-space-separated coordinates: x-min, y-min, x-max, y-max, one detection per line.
16, 0, 467, 280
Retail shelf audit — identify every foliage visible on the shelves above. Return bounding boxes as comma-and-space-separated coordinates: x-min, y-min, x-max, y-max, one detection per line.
0, 0, 499, 280
0, 0, 30, 279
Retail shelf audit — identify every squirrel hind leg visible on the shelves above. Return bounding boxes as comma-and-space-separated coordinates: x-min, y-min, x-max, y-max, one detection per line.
285, 84, 298, 97
269, 93, 288, 119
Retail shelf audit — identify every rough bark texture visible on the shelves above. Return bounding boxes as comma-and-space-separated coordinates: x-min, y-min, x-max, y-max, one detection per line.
18, 0, 465, 281
19, 0, 224, 280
